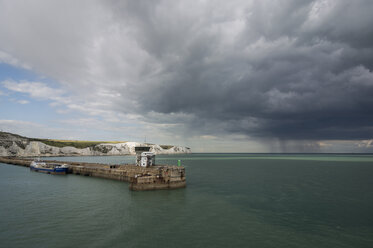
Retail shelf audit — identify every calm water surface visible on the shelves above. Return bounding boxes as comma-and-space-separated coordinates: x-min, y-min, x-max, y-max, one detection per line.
1, 154, 373, 248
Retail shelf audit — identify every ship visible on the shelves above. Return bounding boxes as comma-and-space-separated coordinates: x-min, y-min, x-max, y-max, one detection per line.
30, 160, 69, 175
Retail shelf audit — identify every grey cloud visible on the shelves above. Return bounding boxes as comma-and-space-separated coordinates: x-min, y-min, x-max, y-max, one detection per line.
1, 0, 373, 143
114, 0, 373, 140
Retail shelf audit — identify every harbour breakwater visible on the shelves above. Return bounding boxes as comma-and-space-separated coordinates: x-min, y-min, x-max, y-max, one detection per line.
0, 157, 186, 191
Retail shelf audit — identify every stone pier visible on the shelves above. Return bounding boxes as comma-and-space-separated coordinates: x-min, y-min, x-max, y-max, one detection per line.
0, 157, 186, 191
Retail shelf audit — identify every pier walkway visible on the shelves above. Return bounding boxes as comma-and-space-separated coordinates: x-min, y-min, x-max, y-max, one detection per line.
0, 157, 186, 191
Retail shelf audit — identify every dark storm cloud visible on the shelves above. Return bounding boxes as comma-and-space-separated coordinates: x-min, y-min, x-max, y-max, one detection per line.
1, 0, 373, 143
105, 0, 373, 140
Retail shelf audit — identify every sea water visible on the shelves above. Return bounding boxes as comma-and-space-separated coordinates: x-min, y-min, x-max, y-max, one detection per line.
1, 154, 373, 248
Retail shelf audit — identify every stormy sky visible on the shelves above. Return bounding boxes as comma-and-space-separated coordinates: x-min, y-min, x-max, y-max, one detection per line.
1, 0, 373, 152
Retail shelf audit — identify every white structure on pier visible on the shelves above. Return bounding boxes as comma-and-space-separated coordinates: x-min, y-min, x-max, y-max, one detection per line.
135, 146, 155, 167
140, 152, 155, 167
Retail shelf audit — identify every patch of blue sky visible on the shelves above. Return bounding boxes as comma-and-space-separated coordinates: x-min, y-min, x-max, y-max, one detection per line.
0, 63, 63, 88
0, 63, 39, 82
0, 63, 66, 123
0, 90, 60, 123
0, 63, 140, 140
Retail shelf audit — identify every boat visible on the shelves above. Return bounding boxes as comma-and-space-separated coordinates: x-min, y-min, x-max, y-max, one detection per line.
30, 160, 69, 175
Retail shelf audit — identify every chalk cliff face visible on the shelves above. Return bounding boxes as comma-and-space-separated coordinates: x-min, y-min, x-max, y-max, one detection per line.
0, 132, 191, 157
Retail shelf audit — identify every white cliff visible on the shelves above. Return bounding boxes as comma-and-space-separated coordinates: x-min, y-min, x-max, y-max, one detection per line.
0, 132, 191, 157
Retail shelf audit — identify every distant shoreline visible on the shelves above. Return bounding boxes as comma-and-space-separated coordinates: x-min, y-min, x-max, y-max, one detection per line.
0, 131, 192, 157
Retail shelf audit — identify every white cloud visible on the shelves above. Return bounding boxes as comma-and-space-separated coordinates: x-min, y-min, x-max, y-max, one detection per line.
0, 119, 44, 136
0, 119, 104, 140
0, 50, 31, 69
2, 80, 64, 100
17, 100, 29, 104
200, 135, 217, 140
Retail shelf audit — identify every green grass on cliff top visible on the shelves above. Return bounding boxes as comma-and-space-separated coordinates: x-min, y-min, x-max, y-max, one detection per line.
31, 139, 127, 149
1, 131, 176, 149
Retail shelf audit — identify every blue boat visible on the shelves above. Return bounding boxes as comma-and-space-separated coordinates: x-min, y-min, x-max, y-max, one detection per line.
30, 160, 69, 175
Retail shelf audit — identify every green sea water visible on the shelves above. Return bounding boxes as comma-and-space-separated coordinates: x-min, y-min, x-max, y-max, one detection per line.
1, 153, 373, 248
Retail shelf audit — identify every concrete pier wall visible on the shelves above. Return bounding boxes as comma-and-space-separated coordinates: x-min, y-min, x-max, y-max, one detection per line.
0, 157, 186, 191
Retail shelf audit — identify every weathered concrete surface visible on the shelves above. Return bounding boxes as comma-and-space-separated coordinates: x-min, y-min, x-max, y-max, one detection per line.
0, 157, 33, 166
0, 157, 186, 191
